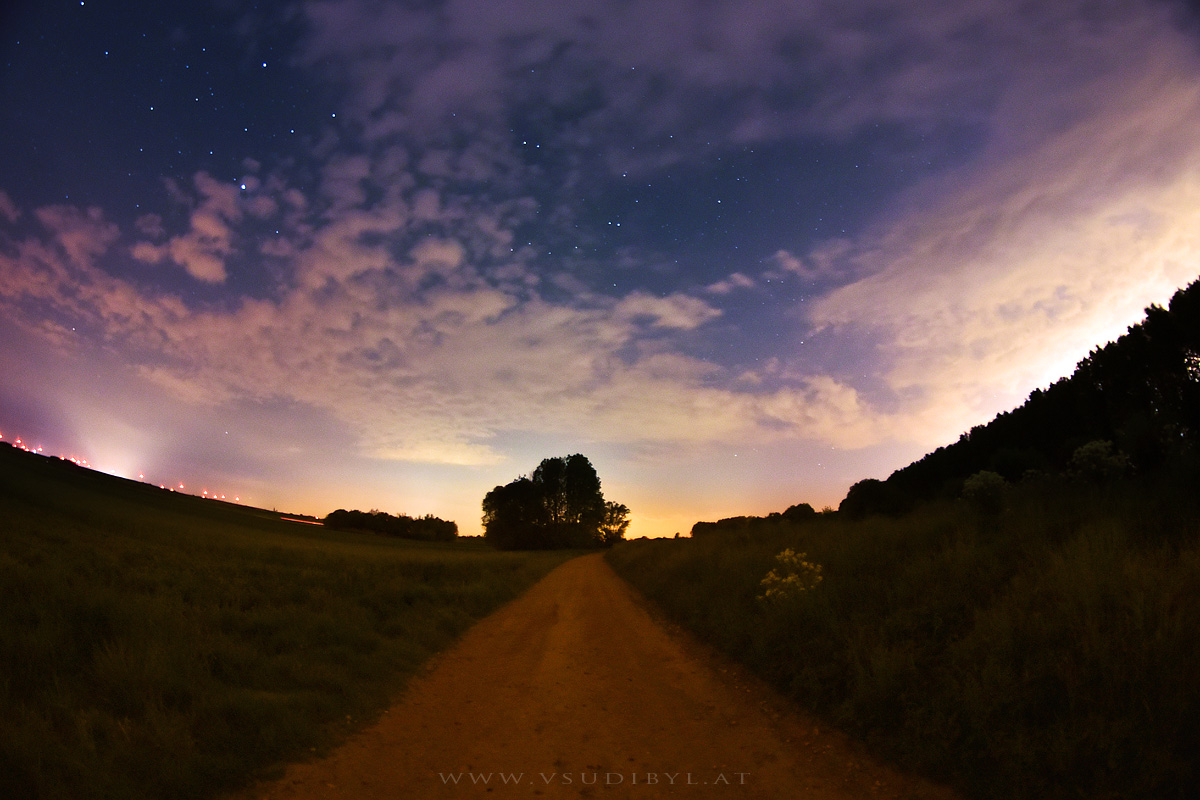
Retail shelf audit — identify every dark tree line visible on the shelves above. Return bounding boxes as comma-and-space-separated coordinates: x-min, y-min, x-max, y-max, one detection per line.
840, 277, 1200, 517
690, 503, 818, 536
322, 508, 458, 541
482, 454, 629, 549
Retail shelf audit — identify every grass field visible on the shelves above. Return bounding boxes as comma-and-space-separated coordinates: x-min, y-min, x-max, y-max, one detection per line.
0, 444, 574, 800
608, 477, 1200, 800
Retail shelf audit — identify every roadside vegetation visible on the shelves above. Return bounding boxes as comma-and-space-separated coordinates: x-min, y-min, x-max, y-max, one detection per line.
0, 444, 573, 800
611, 280, 1200, 799
610, 475, 1200, 799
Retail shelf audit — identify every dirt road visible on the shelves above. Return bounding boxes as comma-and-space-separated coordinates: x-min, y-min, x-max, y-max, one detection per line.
230, 553, 958, 799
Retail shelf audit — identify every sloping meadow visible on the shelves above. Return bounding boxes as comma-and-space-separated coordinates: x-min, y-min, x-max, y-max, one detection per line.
608, 481, 1200, 800
0, 446, 573, 800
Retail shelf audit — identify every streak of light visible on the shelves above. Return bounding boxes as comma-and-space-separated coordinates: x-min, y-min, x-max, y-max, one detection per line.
4, 427, 255, 506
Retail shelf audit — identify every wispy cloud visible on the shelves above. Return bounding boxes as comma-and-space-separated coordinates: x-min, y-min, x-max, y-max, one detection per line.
805, 31, 1200, 445
0, 179, 883, 467
294, 0, 1005, 164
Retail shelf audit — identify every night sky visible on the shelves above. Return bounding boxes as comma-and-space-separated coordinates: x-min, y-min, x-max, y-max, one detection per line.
4, 0, 1200, 536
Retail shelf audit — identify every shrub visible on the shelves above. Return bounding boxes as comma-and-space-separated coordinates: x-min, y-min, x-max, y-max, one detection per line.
962, 470, 1008, 516
1069, 440, 1131, 483
757, 548, 823, 603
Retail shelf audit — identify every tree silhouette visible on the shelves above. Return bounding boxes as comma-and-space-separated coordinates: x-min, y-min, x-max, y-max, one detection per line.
483, 454, 627, 550
481, 477, 549, 550
782, 502, 817, 522
877, 277, 1200, 507
599, 501, 631, 545
322, 508, 457, 541
839, 478, 912, 519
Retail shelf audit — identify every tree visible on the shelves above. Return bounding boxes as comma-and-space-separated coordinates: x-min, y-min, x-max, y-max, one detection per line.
598, 501, 630, 546
483, 454, 627, 549
838, 478, 912, 519
531, 457, 569, 525
531, 453, 605, 537
781, 502, 817, 523
877, 278, 1200, 500
323, 508, 458, 541
562, 453, 606, 531
482, 477, 548, 550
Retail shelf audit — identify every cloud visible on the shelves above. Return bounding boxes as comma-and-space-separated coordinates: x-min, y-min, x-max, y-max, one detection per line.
167, 215, 234, 283
804, 31, 1200, 445
768, 245, 856, 283
706, 272, 756, 295
0, 190, 20, 224
33, 205, 120, 270
612, 291, 722, 330
1, 203, 176, 349
293, 0, 997, 168
130, 172, 249, 283
1, 182, 888, 466
410, 237, 466, 273
135, 213, 165, 238
291, 0, 1187, 183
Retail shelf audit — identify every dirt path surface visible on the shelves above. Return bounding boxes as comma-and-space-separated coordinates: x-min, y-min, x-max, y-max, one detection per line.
230, 554, 959, 799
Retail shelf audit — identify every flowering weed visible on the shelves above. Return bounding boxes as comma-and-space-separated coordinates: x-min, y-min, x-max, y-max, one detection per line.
757, 548, 823, 602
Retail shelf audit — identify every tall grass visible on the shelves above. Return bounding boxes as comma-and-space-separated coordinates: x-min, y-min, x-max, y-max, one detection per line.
0, 446, 574, 800
608, 478, 1200, 799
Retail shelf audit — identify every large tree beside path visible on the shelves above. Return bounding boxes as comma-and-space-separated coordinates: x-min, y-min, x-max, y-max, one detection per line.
483, 454, 629, 550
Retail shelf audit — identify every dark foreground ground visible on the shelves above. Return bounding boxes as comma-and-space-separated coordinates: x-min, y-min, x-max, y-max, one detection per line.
229, 554, 958, 800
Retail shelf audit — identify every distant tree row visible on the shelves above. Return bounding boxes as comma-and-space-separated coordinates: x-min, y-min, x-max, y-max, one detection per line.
483, 454, 629, 550
322, 508, 458, 541
840, 277, 1200, 518
690, 503, 820, 536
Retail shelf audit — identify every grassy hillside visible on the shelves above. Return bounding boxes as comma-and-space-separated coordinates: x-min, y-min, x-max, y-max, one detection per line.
609, 476, 1200, 799
0, 444, 574, 800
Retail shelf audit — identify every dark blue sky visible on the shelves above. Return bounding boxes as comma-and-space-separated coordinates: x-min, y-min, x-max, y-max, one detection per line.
1, 2, 326, 205
3, 0, 1199, 535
